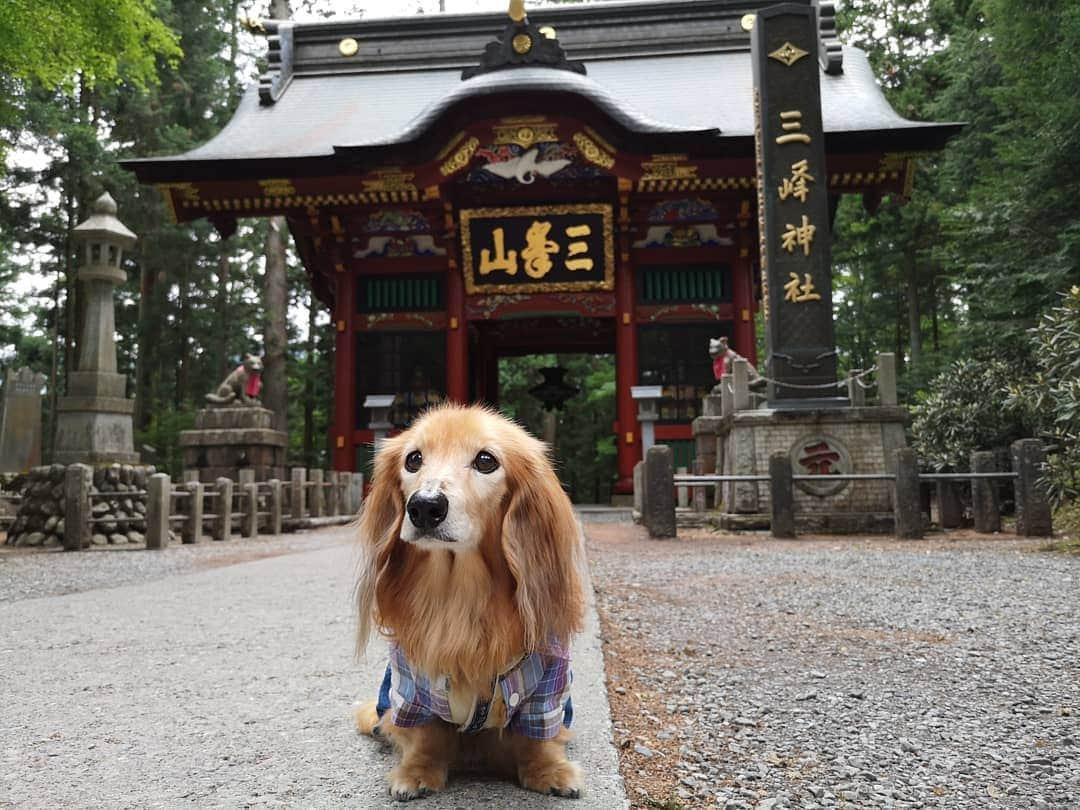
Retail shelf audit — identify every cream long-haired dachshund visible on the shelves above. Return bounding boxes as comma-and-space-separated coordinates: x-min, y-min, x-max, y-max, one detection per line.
353, 404, 587, 801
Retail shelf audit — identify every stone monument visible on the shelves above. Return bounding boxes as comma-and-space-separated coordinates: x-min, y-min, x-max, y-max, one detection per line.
53, 193, 139, 465
689, 6, 909, 532
0, 367, 47, 473
179, 354, 287, 483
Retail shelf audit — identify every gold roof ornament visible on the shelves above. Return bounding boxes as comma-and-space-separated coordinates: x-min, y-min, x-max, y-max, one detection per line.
509, 0, 526, 24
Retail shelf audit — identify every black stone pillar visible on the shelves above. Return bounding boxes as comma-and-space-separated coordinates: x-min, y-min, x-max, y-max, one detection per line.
752, 4, 841, 405
971, 451, 1001, 534
1012, 439, 1053, 537
769, 451, 796, 538
893, 448, 923, 539
644, 445, 676, 539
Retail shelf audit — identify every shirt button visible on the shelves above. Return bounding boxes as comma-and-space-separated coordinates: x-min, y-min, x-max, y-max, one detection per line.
508, 692, 520, 708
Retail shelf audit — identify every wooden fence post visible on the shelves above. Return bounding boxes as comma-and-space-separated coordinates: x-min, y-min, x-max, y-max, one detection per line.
971, 451, 1001, 533
215, 477, 234, 541
291, 467, 306, 520
893, 448, 923, 539
349, 473, 364, 514
325, 471, 340, 516
340, 473, 351, 515
1012, 439, 1053, 537
63, 463, 92, 551
691, 458, 708, 512
769, 452, 795, 539
183, 481, 204, 544
309, 468, 325, 518
242, 482, 259, 538
268, 479, 283, 535
676, 466, 688, 509
146, 473, 172, 550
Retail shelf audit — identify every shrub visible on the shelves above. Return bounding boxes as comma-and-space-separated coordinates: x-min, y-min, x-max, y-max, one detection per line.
1006, 287, 1080, 505
910, 358, 1029, 471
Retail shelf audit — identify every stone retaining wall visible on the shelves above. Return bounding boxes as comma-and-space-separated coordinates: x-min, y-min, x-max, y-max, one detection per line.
4, 463, 154, 547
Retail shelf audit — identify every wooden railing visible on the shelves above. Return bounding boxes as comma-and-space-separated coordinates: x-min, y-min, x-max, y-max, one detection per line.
57, 466, 362, 550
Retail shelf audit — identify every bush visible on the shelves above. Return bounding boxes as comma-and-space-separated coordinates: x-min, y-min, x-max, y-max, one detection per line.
135, 404, 196, 478
1006, 287, 1080, 505
910, 358, 1029, 471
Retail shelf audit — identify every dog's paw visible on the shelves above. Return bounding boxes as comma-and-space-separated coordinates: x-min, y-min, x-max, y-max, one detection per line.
388, 776, 438, 802
521, 760, 583, 799
352, 700, 382, 738
388, 766, 446, 802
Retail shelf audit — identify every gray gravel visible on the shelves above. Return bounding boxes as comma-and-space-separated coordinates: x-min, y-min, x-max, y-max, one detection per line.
587, 526, 1079, 809
0, 526, 625, 808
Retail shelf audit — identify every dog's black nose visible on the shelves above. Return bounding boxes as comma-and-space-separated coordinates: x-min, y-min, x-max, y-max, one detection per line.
406, 492, 449, 531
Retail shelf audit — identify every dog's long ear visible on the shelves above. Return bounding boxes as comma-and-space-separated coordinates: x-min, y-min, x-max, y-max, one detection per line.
355, 434, 405, 657
501, 437, 586, 651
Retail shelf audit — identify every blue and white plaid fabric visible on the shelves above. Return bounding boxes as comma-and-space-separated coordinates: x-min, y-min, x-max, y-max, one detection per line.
376, 639, 573, 740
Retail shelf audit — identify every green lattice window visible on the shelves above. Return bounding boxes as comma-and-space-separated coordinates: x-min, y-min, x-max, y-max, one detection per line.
359, 274, 444, 313
637, 265, 731, 304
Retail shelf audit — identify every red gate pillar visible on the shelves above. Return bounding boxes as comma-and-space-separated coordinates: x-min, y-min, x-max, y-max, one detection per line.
614, 188, 638, 495
733, 201, 757, 366
333, 269, 356, 471
446, 260, 468, 403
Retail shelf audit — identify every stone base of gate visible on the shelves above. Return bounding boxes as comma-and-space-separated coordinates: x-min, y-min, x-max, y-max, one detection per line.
709, 405, 909, 532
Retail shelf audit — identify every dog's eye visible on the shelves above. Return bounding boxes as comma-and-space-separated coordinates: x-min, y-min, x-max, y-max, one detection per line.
404, 450, 423, 473
472, 450, 499, 474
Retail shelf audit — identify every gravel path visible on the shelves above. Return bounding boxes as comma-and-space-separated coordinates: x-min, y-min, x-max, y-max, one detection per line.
0, 530, 349, 603
0, 526, 625, 808
586, 524, 1079, 809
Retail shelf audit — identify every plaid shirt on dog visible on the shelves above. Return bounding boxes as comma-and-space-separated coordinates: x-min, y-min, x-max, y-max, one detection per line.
384, 639, 573, 740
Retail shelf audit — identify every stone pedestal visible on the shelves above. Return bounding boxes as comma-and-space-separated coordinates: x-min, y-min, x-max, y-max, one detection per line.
53, 370, 138, 465
714, 405, 908, 533
179, 407, 287, 483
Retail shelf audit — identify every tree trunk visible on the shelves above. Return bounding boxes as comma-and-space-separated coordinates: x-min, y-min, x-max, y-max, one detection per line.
134, 255, 155, 429
303, 290, 316, 465
905, 251, 922, 367
263, 216, 289, 432
261, 0, 293, 435
176, 262, 190, 406
216, 250, 232, 381
46, 268, 62, 461
929, 267, 939, 352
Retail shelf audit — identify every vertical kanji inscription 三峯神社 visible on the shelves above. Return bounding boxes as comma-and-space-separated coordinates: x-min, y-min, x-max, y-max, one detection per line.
752, 5, 841, 403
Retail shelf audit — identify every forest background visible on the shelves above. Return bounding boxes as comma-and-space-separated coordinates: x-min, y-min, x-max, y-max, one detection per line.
0, 0, 1077, 515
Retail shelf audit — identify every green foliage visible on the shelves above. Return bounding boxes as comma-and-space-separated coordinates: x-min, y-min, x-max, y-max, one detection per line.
499, 354, 617, 503
910, 359, 1029, 471
1005, 287, 1080, 504
833, 0, 1080, 390
0, 0, 181, 157
1052, 499, 1080, 548
135, 403, 196, 477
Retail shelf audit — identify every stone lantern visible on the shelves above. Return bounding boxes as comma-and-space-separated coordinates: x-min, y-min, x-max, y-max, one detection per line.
630, 385, 663, 453
53, 192, 139, 464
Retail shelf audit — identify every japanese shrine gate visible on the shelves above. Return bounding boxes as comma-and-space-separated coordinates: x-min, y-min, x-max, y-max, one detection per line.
126, 0, 958, 494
